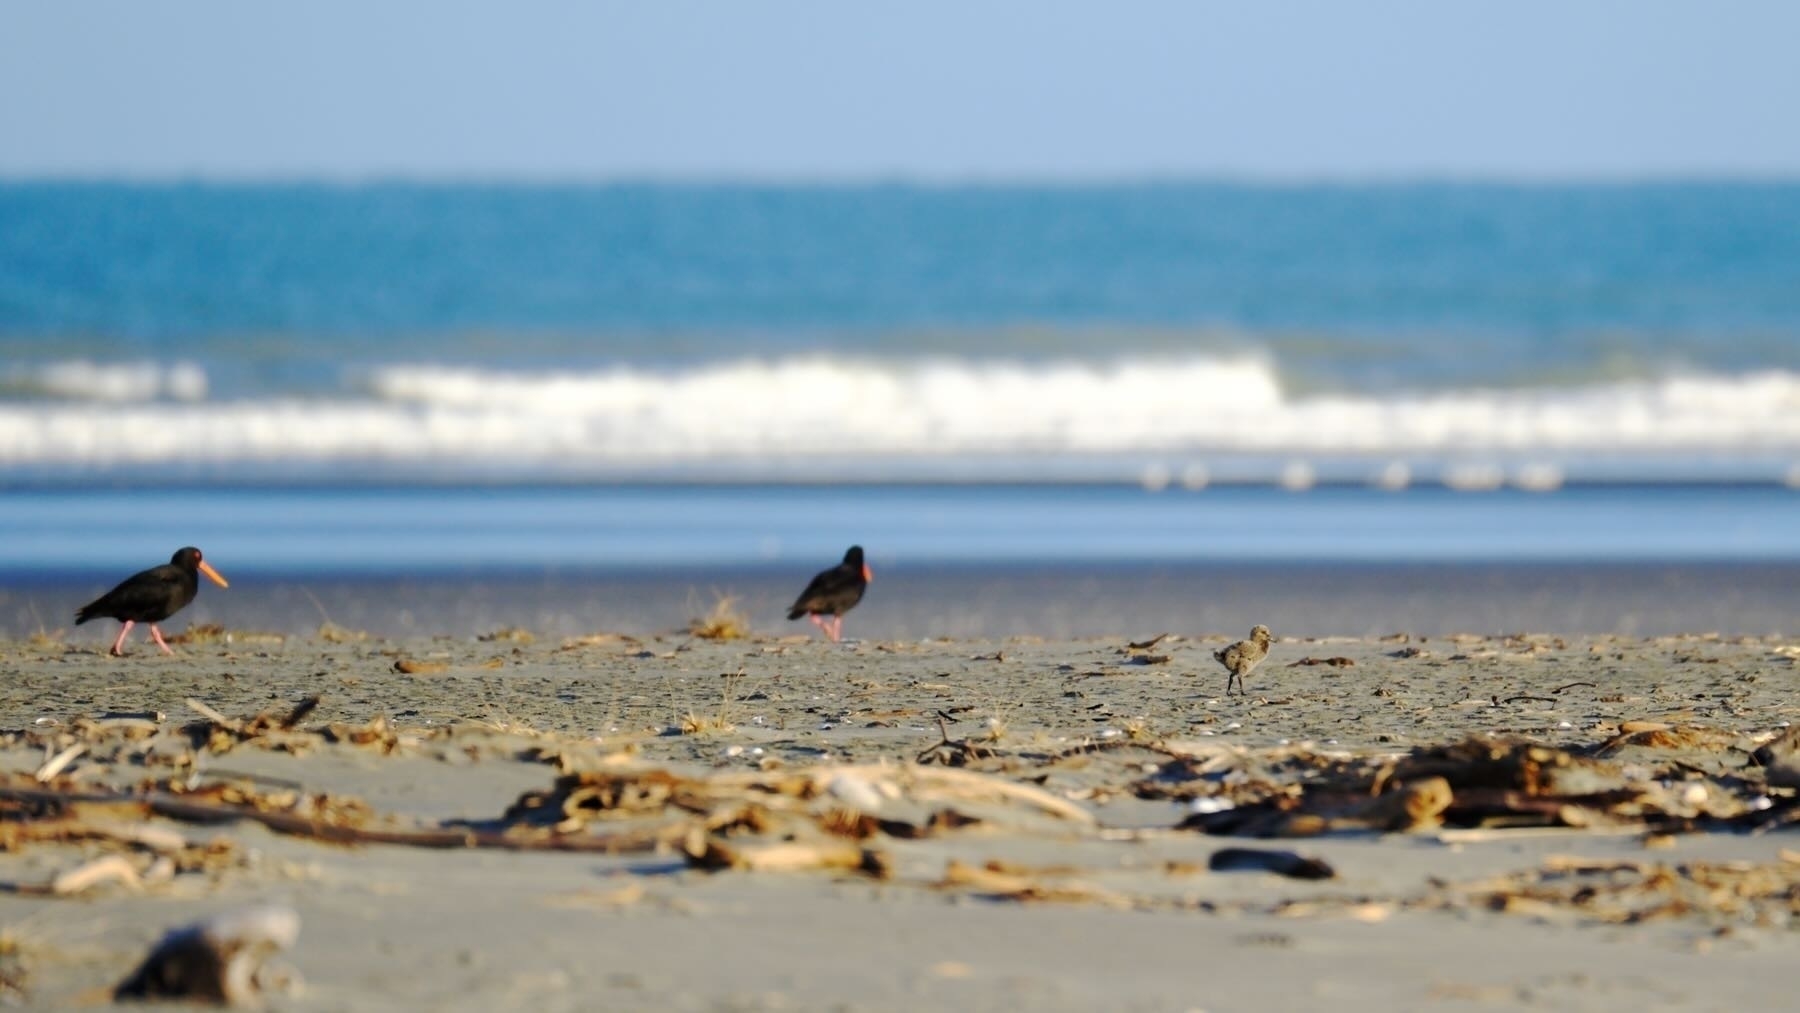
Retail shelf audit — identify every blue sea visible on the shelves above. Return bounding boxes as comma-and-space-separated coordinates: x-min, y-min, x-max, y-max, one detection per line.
3, 182, 1800, 634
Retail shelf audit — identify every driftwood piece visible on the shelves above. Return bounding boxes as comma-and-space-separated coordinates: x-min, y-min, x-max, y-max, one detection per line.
0, 785, 677, 855
684, 832, 888, 877
936, 859, 1131, 907
34, 743, 87, 783
50, 854, 144, 896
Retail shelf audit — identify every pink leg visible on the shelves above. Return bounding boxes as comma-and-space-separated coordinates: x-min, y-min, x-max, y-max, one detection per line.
110, 620, 135, 657
828, 616, 844, 642
807, 614, 828, 639
149, 625, 173, 655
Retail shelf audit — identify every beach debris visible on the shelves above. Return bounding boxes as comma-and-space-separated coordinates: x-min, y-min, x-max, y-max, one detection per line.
183, 696, 325, 755
33, 742, 87, 783
687, 593, 751, 641
1208, 847, 1335, 880
677, 711, 736, 735
393, 657, 448, 675
167, 623, 228, 645
935, 859, 1131, 908
1426, 854, 1800, 928
675, 670, 745, 735
0, 809, 194, 858
115, 905, 300, 1008
1286, 656, 1355, 668
167, 624, 285, 647
1171, 736, 1771, 838
315, 621, 368, 643
1594, 721, 1744, 756
542, 881, 652, 910
505, 768, 697, 827
684, 831, 889, 877
824, 770, 891, 813
916, 716, 999, 766
496, 759, 1090, 866
1353, 776, 1455, 832
0, 947, 22, 1004
1114, 635, 1174, 664
322, 714, 408, 753
477, 626, 535, 644
558, 632, 640, 651
50, 853, 146, 896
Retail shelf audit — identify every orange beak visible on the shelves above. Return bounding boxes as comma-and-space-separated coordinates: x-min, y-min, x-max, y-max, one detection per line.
862, 564, 874, 582
198, 560, 230, 588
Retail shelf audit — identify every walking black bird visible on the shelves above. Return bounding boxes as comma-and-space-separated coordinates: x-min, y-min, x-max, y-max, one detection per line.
75, 547, 229, 656
786, 545, 872, 642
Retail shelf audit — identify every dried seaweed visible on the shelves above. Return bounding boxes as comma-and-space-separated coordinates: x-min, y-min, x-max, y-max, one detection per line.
1208, 847, 1335, 880
1425, 854, 1800, 928
1167, 735, 1771, 839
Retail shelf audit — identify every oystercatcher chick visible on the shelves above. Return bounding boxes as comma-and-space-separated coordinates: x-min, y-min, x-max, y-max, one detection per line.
75, 547, 229, 656
786, 545, 872, 642
1215, 624, 1272, 696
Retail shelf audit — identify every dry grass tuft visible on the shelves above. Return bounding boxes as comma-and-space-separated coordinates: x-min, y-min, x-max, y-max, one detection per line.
25, 630, 64, 651
25, 600, 64, 650
479, 627, 535, 644
677, 670, 746, 735
317, 621, 369, 644
688, 593, 752, 641
0, 927, 27, 1003
169, 623, 228, 645
679, 711, 738, 735
303, 587, 370, 643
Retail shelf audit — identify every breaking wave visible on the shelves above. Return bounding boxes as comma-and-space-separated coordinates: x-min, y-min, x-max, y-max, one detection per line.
5, 355, 1800, 479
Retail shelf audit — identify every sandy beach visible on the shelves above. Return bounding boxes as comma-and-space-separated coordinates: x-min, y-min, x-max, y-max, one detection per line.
2, 625, 1797, 1011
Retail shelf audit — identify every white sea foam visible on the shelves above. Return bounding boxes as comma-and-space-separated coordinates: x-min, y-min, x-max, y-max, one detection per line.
4, 360, 208, 402
5, 356, 1800, 477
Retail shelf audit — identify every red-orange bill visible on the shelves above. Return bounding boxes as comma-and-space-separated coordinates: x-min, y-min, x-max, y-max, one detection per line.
198, 560, 229, 588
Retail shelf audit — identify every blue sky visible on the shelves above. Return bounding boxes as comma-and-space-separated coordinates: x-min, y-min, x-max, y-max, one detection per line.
4, 1, 1797, 180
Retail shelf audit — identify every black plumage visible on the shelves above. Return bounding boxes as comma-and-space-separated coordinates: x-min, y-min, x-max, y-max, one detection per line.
76, 547, 229, 656
786, 545, 872, 642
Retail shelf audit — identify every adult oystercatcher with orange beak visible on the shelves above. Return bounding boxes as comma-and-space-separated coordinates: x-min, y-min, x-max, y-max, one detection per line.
786, 545, 872, 642
75, 547, 230, 656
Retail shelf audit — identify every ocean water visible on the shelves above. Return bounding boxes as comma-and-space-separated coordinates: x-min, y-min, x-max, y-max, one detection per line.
3, 182, 1800, 587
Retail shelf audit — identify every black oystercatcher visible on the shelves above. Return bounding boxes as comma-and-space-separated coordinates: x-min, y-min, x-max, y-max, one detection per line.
787, 545, 872, 642
1215, 624, 1272, 696
75, 547, 229, 656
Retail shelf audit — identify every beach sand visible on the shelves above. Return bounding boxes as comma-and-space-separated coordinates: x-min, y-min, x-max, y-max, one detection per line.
1, 628, 1797, 1010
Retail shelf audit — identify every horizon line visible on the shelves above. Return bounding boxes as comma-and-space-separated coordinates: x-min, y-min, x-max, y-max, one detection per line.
4, 170, 1800, 188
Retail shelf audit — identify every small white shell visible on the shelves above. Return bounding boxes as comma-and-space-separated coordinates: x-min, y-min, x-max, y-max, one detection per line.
825, 772, 886, 812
